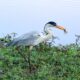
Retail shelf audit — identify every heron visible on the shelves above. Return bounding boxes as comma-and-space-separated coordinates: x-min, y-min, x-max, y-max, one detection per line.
6, 21, 67, 72
7, 21, 67, 48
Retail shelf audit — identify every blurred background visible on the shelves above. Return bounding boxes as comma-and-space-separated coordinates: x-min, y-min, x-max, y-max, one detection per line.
0, 0, 80, 45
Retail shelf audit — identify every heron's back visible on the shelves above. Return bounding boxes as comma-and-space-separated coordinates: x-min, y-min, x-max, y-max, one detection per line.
6, 31, 40, 46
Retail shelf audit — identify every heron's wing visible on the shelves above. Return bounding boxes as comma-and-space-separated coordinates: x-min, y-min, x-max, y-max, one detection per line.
6, 31, 40, 46
17, 31, 40, 40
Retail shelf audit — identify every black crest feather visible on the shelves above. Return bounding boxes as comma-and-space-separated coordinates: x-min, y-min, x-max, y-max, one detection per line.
47, 21, 57, 26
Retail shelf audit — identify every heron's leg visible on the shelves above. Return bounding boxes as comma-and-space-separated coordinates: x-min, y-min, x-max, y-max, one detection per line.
29, 46, 33, 51
28, 46, 33, 73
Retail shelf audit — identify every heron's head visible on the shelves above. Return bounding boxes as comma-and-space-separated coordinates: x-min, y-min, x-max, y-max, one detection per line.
46, 21, 67, 33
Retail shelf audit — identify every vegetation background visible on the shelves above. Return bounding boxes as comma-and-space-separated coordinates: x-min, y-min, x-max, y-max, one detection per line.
0, 33, 80, 80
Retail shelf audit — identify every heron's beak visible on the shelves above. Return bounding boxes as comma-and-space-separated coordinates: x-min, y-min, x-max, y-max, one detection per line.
56, 25, 67, 33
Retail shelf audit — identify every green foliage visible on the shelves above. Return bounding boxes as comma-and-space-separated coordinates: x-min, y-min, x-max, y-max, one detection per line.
0, 32, 17, 48
0, 34, 80, 80
0, 43, 80, 80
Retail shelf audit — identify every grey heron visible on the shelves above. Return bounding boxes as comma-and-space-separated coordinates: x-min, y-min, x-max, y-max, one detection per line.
6, 21, 67, 72
7, 21, 67, 49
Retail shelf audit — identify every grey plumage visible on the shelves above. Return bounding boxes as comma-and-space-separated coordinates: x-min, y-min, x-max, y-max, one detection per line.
6, 21, 67, 47
6, 31, 40, 46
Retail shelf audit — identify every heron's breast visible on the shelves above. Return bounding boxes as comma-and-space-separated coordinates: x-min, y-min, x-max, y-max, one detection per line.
34, 34, 53, 45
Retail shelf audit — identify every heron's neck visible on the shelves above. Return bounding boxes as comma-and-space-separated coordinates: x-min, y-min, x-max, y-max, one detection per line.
44, 24, 53, 35
34, 25, 53, 45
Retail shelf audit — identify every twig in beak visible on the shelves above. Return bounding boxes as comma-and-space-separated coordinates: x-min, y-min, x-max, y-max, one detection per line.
64, 29, 67, 33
